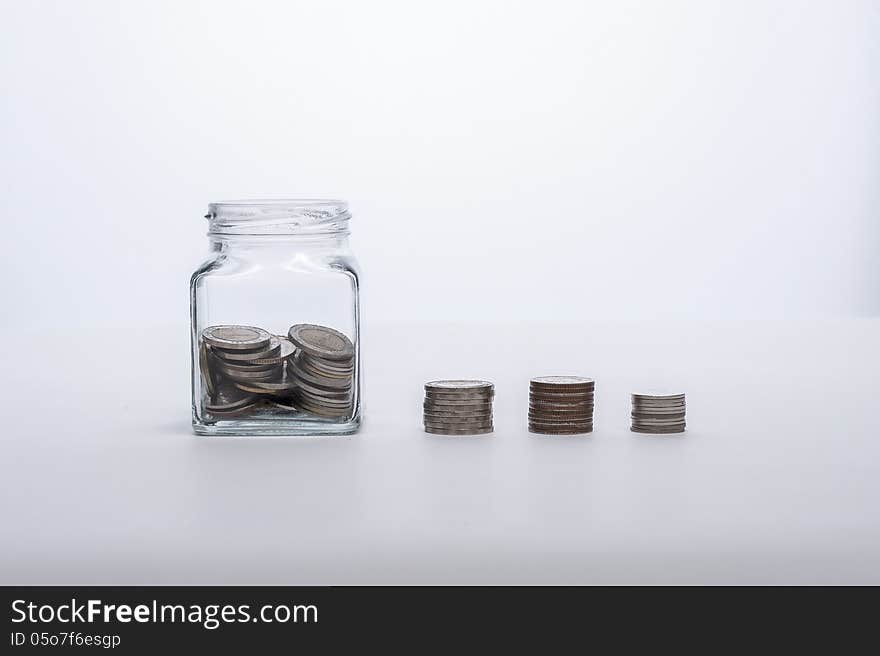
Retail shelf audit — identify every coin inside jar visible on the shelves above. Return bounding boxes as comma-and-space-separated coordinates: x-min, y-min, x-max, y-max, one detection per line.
288, 324, 355, 361
212, 337, 282, 362
205, 385, 258, 413
202, 325, 272, 351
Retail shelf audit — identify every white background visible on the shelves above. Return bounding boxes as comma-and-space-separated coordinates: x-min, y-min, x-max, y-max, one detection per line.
2, 0, 879, 325
2, 1, 879, 585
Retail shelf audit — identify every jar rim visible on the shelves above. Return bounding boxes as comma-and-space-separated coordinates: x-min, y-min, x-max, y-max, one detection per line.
206, 199, 350, 236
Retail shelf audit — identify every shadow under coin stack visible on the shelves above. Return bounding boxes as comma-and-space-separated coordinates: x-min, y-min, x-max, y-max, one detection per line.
630, 391, 686, 434
287, 324, 355, 418
423, 380, 494, 435
528, 376, 595, 434
201, 325, 297, 416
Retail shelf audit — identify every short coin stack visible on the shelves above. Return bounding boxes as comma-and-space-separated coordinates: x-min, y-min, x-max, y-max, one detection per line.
201, 325, 297, 416
288, 324, 356, 418
630, 391, 686, 434
423, 380, 494, 435
528, 376, 595, 434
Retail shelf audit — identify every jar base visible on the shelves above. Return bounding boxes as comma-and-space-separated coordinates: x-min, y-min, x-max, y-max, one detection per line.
192, 415, 361, 437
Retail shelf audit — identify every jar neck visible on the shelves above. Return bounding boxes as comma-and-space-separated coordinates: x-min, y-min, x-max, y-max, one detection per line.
210, 233, 350, 252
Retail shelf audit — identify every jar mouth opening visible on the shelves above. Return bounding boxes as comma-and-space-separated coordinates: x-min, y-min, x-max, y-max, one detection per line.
207, 199, 350, 236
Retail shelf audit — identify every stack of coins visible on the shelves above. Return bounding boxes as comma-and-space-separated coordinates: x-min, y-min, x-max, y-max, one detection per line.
287, 324, 355, 417
528, 376, 595, 434
630, 391, 686, 434
423, 380, 494, 435
200, 325, 297, 416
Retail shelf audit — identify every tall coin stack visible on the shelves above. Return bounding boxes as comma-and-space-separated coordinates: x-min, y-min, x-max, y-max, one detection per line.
287, 324, 356, 418
423, 380, 494, 435
630, 391, 686, 434
201, 325, 297, 416
528, 376, 595, 434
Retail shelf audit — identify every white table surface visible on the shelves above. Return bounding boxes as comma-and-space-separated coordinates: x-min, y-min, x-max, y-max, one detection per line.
2, 319, 878, 584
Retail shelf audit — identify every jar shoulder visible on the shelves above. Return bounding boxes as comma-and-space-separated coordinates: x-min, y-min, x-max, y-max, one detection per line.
190, 251, 361, 287
189, 252, 224, 287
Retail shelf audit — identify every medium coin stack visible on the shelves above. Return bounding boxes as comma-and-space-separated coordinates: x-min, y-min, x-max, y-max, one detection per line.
201, 325, 297, 416
528, 376, 595, 434
630, 391, 686, 434
287, 324, 356, 418
423, 380, 494, 435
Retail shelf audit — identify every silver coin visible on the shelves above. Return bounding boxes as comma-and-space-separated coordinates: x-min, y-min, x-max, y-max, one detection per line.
632, 412, 686, 420
631, 425, 686, 434
296, 397, 353, 413
424, 391, 495, 401
297, 346, 353, 362
531, 375, 594, 385
288, 324, 355, 362
632, 391, 685, 401
529, 419, 594, 428
424, 418, 493, 426
424, 426, 493, 436
205, 386, 258, 412
294, 354, 354, 380
632, 404, 686, 412
298, 363, 353, 381
423, 398, 494, 407
424, 416, 494, 427
244, 337, 295, 365
212, 337, 282, 362
423, 409, 493, 419
632, 403, 687, 412
424, 417, 492, 427
529, 419, 593, 428
529, 401, 594, 410
215, 358, 280, 373
425, 380, 494, 392
529, 412, 593, 421
530, 377, 594, 392
529, 426, 593, 435
289, 353, 352, 389
298, 350, 354, 370
529, 402, 593, 410
296, 397, 353, 412
290, 367, 352, 392
233, 369, 298, 393
198, 342, 216, 395
425, 424, 494, 433
531, 386, 594, 392
632, 417, 688, 426
220, 367, 282, 383
270, 399, 299, 412
207, 401, 262, 417
202, 325, 272, 351
424, 407, 492, 416
292, 376, 353, 400
296, 399, 352, 417
422, 421, 494, 431
531, 390, 594, 398
530, 397, 594, 405
294, 387, 353, 404
531, 399, 593, 407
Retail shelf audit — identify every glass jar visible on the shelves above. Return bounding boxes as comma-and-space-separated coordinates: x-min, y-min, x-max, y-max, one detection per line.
190, 199, 361, 436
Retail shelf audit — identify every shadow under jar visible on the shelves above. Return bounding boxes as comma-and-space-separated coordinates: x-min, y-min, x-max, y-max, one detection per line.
190, 199, 362, 436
